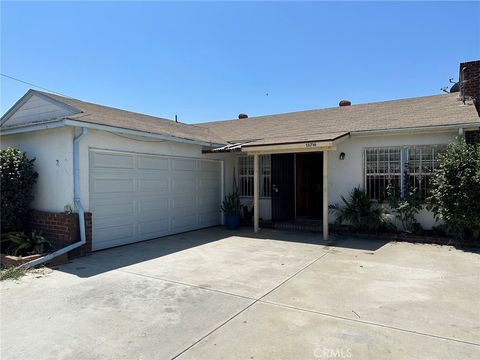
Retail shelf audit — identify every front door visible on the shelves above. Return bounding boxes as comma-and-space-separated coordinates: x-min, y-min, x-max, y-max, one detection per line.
296, 153, 323, 218
271, 154, 295, 221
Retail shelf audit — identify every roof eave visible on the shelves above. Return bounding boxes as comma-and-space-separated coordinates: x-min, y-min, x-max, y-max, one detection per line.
0, 118, 225, 147
350, 122, 480, 137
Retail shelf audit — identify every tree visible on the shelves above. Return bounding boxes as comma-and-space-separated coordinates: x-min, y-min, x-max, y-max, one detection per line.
427, 138, 480, 240
0, 148, 38, 232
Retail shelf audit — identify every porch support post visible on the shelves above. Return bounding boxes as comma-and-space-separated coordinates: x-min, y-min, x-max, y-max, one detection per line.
323, 151, 329, 240
253, 153, 260, 233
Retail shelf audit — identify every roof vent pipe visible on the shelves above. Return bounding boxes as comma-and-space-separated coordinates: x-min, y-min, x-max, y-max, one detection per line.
339, 100, 351, 107
238, 113, 248, 119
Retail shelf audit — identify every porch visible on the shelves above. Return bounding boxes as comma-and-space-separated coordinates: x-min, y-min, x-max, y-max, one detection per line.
208, 134, 349, 240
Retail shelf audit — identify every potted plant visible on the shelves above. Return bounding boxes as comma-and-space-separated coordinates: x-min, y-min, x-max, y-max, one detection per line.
221, 192, 241, 230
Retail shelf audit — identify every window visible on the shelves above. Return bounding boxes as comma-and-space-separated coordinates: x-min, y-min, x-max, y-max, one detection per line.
365, 147, 402, 201
238, 155, 271, 197
364, 145, 445, 201
407, 145, 445, 199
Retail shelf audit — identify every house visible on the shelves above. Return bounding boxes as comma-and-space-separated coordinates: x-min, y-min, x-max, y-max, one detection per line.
1, 60, 479, 255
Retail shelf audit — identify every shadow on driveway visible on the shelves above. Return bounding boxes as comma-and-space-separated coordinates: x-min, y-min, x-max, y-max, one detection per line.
56, 226, 390, 278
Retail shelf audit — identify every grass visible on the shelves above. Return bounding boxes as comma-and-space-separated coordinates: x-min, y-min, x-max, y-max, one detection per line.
0, 266, 26, 281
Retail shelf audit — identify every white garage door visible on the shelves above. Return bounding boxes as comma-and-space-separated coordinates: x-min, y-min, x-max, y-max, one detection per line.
89, 150, 222, 250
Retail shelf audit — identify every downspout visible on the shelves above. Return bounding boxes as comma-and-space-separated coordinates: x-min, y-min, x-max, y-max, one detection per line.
21, 128, 88, 269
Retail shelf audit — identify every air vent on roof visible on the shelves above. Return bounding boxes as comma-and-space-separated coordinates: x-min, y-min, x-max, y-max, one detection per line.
339, 100, 351, 107
238, 113, 248, 119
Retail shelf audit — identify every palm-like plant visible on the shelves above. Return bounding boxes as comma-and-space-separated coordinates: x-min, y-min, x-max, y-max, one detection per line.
1, 230, 52, 256
329, 187, 394, 232
221, 192, 241, 217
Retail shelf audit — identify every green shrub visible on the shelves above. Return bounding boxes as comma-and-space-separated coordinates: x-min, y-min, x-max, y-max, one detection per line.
387, 185, 423, 233
1, 230, 51, 256
427, 138, 480, 240
0, 148, 38, 232
329, 187, 394, 232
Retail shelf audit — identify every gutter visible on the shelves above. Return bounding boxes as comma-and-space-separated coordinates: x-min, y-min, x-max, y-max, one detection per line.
1, 118, 224, 148
20, 128, 88, 269
350, 123, 480, 136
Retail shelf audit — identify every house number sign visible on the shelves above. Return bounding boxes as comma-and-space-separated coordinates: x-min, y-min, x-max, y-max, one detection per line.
305, 142, 317, 148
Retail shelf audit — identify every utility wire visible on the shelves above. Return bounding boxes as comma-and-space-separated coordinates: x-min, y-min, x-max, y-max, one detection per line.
1, 73, 72, 98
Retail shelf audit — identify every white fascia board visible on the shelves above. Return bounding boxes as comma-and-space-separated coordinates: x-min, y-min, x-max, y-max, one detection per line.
63, 119, 224, 147
0, 119, 66, 135
0, 118, 225, 147
0, 119, 225, 146
350, 123, 480, 137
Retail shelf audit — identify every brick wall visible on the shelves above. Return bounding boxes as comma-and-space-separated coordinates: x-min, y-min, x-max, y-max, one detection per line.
460, 60, 480, 113
28, 210, 92, 258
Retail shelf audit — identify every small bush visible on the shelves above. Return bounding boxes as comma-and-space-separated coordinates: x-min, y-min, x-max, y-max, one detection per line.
0, 148, 38, 232
1, 230, 51, 256
387, 185, 423, 233
427, 138, 480, 240
329, 187, 394, 232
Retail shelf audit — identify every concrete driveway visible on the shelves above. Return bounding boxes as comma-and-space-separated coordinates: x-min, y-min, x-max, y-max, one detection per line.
1, 227, 479, 359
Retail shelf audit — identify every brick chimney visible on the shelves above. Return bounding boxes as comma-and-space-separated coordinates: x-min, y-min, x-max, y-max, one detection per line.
460, 60, 480, 112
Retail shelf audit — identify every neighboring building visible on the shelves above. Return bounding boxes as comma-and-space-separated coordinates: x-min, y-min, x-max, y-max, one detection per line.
1, 61, 479, 253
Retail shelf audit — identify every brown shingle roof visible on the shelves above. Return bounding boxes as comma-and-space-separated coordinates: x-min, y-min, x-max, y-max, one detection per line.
3, 91, 478, 147
198, 93, 479, 146
33, 91, 225, 145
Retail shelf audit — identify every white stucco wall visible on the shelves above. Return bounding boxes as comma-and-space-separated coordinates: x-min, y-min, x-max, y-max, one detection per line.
328, 130, 458, 229
222, 130, 458, 229
0, 127, 74, 212
1, 126, 459, 230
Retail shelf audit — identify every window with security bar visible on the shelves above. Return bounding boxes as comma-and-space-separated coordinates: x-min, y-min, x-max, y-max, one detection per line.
238, 155, 271, 197
364, 147, 402, 201
407, 145, 445, 199
364, 145, 445, 201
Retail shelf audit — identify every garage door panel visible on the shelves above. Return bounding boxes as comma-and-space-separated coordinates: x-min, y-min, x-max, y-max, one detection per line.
91, 152, 135, 169
171, 158, 196, 171
171, 177, 196, 192
172, 215, 199, 231
91, 200, 135, 219
137, 196, 169, 211
90, 150, 221, 250
94, 224, 135, 245
137, 219, 170, 239
137, 156, 169, 170
92, 177, 134, 193
137, 177, 169, 192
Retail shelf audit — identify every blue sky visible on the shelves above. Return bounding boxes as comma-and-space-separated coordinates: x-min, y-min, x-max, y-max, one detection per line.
1, 1, 479, 123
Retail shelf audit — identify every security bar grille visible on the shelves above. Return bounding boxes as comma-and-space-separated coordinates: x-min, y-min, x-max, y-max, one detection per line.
364, 147, 402, 201
238, 155, 271, 197
364, 145, 445, 201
